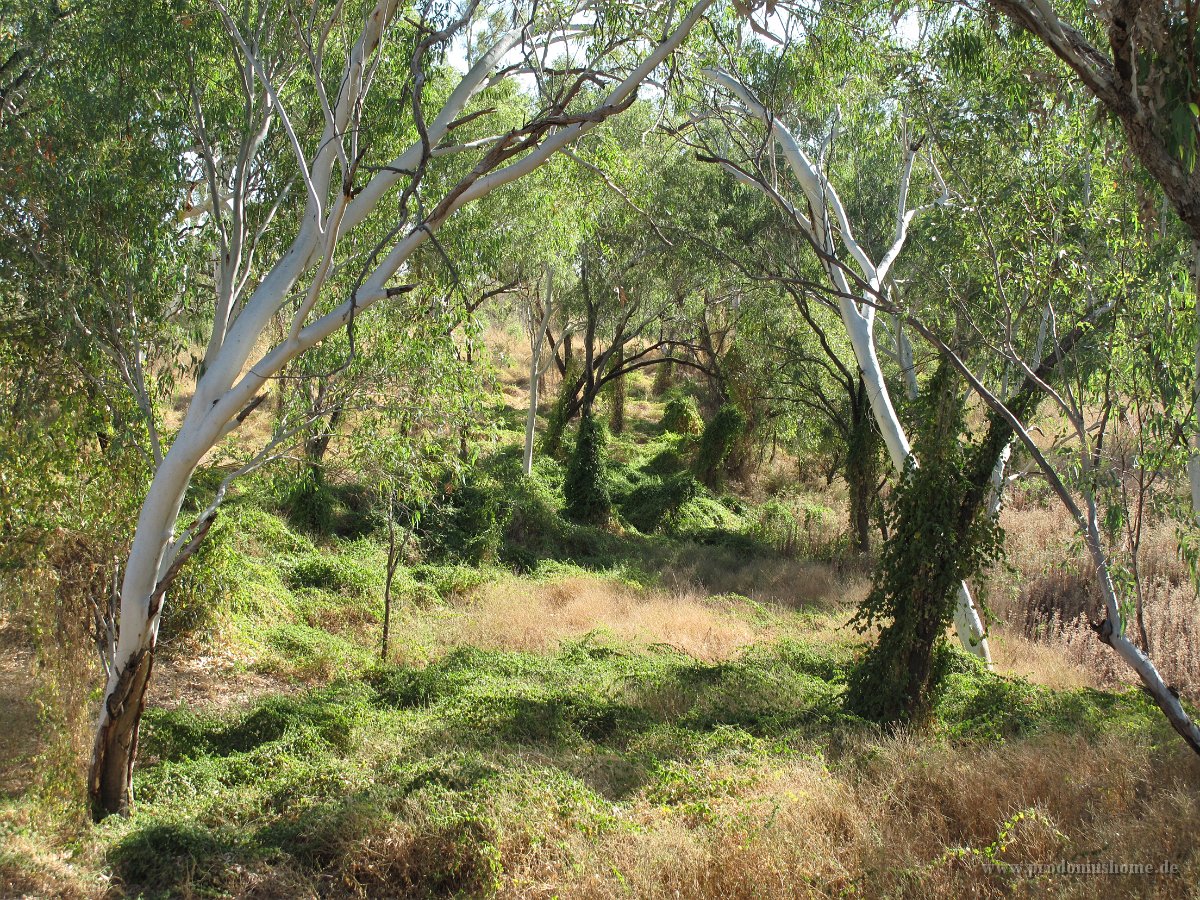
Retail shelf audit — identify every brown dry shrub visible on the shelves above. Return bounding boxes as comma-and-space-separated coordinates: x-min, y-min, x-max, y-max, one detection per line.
0, 830, 99, 900
989, 504, 1200, 698
2, 529, 118, 808
331, 817, 501, 898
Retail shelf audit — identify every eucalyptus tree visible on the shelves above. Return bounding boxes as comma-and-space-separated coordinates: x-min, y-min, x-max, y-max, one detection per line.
740, 276, 885, 551
694, 34, 993, 661
87, 0, 717, 819
541, 130, 727, 428
0, 0, 76, 128
911, 26, 1200, 745
662, 161, 891, 546
897, 252, 1200, 750
974, 0, 1200, 525
720, 8, 1200, 742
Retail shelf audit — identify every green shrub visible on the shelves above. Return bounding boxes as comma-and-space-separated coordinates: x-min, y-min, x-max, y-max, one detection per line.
748, 498, 841, 558
643, 445, 688, 476
282, 469, 336, 535
287, 552, 374, 597
564, 412, 611, 525
749, 499, 799, 554
109, 821, 233, 895
262, 622, 374, 679
694, 403, 747, 488
420, 473, 507, 565
660, 394, 703, 435
673, 494, 745, 535
411, 563, 495, 600
620, 472, 699, 533
605, 460, 642, 503
164, 506, 294, 641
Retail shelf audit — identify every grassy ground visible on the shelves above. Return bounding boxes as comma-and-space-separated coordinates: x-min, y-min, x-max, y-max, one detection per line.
3, 346, 1200, 898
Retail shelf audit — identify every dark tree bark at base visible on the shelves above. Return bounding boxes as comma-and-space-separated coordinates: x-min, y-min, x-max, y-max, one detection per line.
89, 646, 155, 821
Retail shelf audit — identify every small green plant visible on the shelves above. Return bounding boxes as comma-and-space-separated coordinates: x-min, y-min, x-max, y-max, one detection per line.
749, 498, 841, 558
643, 444, 687, 476
282, 469, 336, 535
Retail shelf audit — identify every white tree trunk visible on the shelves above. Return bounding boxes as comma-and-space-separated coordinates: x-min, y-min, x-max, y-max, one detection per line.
524, 356, 540, 477
90, 0, 715, 817
702, 69, 992, 663
524, 272, 555, 476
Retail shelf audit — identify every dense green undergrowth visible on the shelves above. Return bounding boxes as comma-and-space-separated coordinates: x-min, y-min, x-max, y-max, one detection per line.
5, 397, 1196, 899
72, 637, 1169, 898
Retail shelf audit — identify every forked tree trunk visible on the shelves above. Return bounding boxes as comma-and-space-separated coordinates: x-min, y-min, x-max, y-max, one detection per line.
90, 426, 209, 818
840, 297, 993, 663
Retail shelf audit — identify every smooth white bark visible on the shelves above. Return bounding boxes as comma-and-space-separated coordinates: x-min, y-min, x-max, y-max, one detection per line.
705, 68, 991, 663
524, 271, 556, 476
97, 0, 716, 807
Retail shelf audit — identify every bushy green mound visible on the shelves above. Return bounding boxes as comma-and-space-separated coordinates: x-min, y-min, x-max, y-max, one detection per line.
419, 471, 508, 565
620, 472, 699, 533
694, 403, 747, 488
660, 394, 703, 435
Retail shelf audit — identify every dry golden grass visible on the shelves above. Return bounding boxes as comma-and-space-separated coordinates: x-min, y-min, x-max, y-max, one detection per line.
986, 631, 1100, 690
0, 816, 103, 900
442, 574, 767, 661
651, 544, 871, 611
489, 732, 1200, 900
